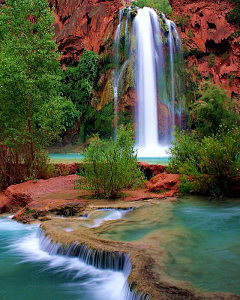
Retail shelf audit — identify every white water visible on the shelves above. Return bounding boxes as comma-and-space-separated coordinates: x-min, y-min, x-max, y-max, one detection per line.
135, 8, 159, 153
13, 232, 128, 300
1, 214, 147, 300
114, 8, 183, 158
81, 208, 133, 228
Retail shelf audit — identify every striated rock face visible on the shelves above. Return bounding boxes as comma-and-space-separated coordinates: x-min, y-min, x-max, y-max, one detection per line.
170, 0, 240, 99
49, 0, 122, 65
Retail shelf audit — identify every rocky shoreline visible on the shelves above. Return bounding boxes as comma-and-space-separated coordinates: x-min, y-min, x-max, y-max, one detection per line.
1, 163, 240, 299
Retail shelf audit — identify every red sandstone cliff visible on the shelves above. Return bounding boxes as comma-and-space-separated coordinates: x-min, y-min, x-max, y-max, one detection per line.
50, 0, 239, 98
49, 0, 122, 66
1, 0, 239, 98
170, 0, 240, 99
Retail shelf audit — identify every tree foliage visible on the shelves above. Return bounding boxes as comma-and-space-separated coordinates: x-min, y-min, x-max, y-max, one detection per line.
168, 127, 240, 197
60, 51, 100, 141
0, 0, 69, 186
190, 82, 240, 136
94, 102, 114, 139
79, 126, 144, 199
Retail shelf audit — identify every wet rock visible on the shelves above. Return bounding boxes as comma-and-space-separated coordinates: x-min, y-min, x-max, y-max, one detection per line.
138, 162, 166, 179
0, 192, 11, 213
13, 198, 88, 223
147, 173, 180, 193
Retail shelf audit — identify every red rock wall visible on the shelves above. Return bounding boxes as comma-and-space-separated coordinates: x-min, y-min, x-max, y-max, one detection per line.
49, 0, 122, 66
170, 0, 240, 99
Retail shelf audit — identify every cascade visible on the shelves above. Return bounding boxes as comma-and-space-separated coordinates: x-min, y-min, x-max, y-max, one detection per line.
37, 228, 150, 300
113, 7, 185, 157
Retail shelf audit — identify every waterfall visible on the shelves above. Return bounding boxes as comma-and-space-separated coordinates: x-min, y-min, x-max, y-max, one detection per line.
37, 228, 150, 300
135, 8, 159, 152
113, 7, 185, 157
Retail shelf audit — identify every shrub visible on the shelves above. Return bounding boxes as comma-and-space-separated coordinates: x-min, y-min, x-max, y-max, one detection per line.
79, 126, 144, 198
168, 126, 240, 196
208, 52, 216, 67
187, 30, 193, 38
226, 0, 240, 27
179, 175, 193, 194
190, 82, 240, 136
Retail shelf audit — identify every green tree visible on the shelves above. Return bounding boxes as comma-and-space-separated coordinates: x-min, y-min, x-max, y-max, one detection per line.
168, 127, 240, 197
0, 0, 69, 186
61, 51, 99, 142
79, 126, 144, 198
190, 82, 240, 136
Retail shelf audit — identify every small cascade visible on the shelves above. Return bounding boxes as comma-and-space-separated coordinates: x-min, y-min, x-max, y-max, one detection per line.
37, 228, 130, 272
113, 7, 186, 157
37, 228, 150, 299
82, 208, 133, 228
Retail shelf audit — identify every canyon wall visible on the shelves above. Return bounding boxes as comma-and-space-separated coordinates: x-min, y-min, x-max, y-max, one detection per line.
170, 0, 240, 99
50, 0, 239, 98
49, 0, 122, 66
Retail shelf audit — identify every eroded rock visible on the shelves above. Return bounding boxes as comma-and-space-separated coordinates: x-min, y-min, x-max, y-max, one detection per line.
5, 175, 79, 212
147, 173, 180, 193
13, 198, 88, 223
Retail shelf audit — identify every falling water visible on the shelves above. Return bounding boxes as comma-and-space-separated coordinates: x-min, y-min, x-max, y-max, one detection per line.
134, 8, 159, 154
0, 216, 150, 300
113, 7, 185, 157
164, 16, 183, 138
114, 10, 123, 139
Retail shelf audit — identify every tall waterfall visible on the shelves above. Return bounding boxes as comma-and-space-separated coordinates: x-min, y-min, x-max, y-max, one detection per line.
113, 6, 185, 157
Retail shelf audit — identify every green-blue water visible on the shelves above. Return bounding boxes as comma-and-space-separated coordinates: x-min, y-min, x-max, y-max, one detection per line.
0, 217, 129, 300
2, 197, 240, 297
165, 197, 240, 295
49, 153, 169, 165
98, 197, 240, 295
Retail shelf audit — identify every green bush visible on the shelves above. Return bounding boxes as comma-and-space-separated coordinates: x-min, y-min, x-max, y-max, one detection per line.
60, 50, 99, 141
79, 126, 144, 198
226, 0, 240, 27
190, 82, 240, 136
208, 52, 216, 67
179, 175, 193, 194
187, 30, 193, 38
168, 126, 240, 196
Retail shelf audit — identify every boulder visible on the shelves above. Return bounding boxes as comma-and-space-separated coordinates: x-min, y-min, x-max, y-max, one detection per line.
5, 175, 79, 211
13, 198, 88, 223
138, 162, 167, 179
0, 193, 11, 213
147, 173, 180, 193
